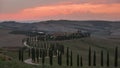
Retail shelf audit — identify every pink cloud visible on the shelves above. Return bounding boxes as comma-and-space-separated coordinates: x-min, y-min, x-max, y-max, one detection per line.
0, 3, 120, 21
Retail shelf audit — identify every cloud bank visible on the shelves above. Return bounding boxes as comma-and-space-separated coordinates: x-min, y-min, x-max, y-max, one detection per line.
0, 0, 120, 21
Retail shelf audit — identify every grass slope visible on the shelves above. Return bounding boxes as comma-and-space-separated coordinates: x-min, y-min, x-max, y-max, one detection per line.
0, 37, 120, 68
0, 29, 25, 47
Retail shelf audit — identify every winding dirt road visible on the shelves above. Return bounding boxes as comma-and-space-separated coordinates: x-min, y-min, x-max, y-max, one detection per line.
23, 41, 56, 65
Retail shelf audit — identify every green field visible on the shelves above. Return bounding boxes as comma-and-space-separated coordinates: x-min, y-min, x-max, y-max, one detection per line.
0, 37, 120, 68
0, 29, 25, 47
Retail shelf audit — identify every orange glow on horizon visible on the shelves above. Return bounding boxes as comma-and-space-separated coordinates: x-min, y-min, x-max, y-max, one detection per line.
0, 3, 120, 21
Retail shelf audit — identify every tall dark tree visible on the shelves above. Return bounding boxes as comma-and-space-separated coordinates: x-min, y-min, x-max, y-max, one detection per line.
58, 51, 60, 65
77, 54, 79, 67
61, 45, 64, 54
70, 50, 73, 66
80, 56, 83, 67
49, 49, 53, 66
36, 48, 39, 62
18, 48, 21, 61
106, 51, 109, 67
42, 50, 45, 65
101, 50, 104, 66
18, 48, 24, 62
28, 48, 31, 58
31, 48, 35, 62
57, 51, 62, 66
21, 48, 24, 62
114, 46, 118, 67
88, 47, 91, 66
66, 47, 69, 66
59, 52, 62, 66
40, 49, 42, 58
93, 51, 96, 66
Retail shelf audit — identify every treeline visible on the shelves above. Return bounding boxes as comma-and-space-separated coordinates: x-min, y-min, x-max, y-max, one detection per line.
19, 46, 119, 67
18, 32, 118, 67
11, 30, 90, 41
37, 32, 90, 41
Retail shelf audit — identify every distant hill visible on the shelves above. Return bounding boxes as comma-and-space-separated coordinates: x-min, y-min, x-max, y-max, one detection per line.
0, 20, 120, 37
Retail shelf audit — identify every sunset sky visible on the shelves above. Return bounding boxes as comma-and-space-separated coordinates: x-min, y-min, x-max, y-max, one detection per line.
0, 0, 120, 21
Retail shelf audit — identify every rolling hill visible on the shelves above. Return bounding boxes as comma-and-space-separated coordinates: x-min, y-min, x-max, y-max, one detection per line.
0, 20, 120, 37
0, 20, 120, 68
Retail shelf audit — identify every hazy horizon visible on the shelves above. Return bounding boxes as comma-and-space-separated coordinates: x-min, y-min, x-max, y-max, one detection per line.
0, 19, 120, 23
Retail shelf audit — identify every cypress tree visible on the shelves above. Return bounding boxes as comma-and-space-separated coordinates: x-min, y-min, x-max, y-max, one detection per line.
31, 48, 35, 62
59, 52, 62, 66
28, 48, 31, 58
42, 50, 45, 65
36, 48, 39, 62
80, 56, 83, 67
88, 47, 91, 66
40, 49, 42, 58
77, 54, 79, 67
18, 48, 21, 61
21, 48, 24, 62
93, 51, 96, 66
106, 51, 109, 67
58, 51, 60, 65
70, 50, 73, 66
18, 48, 24, 62
61, 45, 64, 55
49, 49, 53, 66
66, 47, 69, 66
101, 50, 104, 66
114, 46, 118, 67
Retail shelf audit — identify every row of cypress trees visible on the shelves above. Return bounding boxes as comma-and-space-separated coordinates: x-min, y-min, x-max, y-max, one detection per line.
19, 46, 118, 67
65, 46, 119, 67
65, 47, 83, 67
25, 31, 90, 41
88, 46, 118, 67
77, 54, 83, 67
19, 33, 119, 67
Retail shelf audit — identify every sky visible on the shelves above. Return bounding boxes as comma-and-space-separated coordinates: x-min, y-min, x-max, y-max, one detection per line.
0, 0, 120, 21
